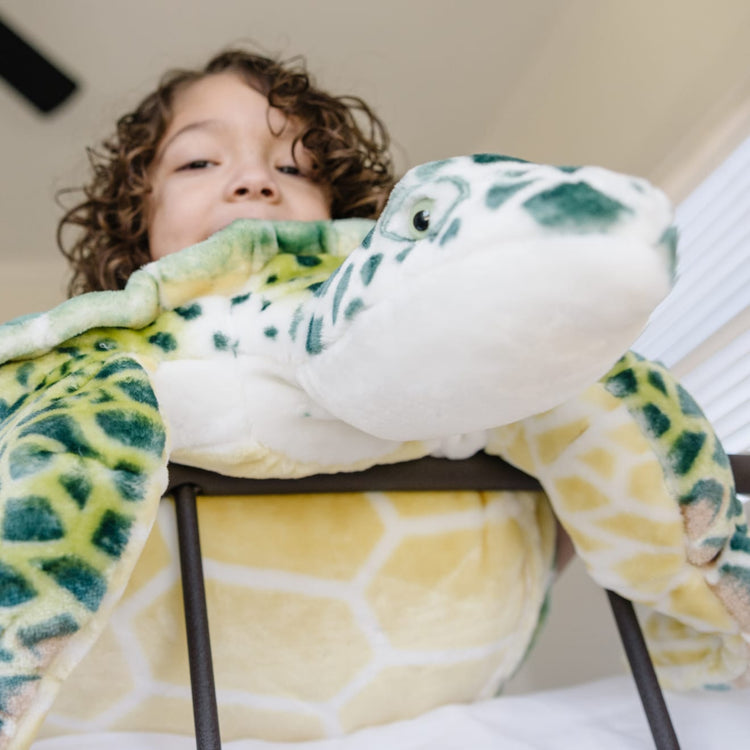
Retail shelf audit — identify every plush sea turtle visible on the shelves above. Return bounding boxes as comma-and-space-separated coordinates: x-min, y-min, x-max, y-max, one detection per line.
0, 155, 748, 747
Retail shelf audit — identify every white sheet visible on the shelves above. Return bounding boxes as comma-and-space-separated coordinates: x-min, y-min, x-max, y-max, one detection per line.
31, 676, 750, 750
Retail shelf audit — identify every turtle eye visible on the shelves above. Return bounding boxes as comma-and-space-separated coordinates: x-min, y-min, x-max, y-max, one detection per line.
405, 198, 434, 238
379, 175, 467, 242
412, 209, 431, 233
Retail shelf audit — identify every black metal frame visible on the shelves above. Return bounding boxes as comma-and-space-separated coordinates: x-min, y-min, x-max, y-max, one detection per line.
167, 453, 750, 750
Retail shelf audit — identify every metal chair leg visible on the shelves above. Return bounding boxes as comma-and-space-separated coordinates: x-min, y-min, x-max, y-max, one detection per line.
606, 590, 680, 750
173, 483, 222, 750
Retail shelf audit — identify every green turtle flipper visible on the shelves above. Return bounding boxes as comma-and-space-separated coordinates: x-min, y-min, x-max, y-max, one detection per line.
0, 218, 374, 369
0, 272, 160, 365
0, 346, 168, 748
487, 352, 750, 689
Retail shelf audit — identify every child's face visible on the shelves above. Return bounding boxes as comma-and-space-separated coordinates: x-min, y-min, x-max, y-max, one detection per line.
147, 73, 331, 260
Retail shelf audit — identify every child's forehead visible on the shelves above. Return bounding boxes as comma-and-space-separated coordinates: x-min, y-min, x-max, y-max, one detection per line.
170, 73, 267, 119
162, 73, 299, 146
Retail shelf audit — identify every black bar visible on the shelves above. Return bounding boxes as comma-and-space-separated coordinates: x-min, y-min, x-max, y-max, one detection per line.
173, 484, 222, 750
607, 590, 680, 750
0, 16, 78, 113
167, 454, 542, 496
167, 453, 749, 497
730, 454, 750, 494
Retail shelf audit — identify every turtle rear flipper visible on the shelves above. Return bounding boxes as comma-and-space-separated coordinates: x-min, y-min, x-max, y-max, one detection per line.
0, 347, 168, 747
488, 353, 750, 689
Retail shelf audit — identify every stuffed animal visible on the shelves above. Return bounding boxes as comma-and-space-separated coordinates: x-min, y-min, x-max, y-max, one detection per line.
0, 155, 747, 748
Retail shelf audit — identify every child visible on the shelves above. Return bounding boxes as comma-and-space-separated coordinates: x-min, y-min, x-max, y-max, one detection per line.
57, 48, 395, 294
43, 48, 563, 743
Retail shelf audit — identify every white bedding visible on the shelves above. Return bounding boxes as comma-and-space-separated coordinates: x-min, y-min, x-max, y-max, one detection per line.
31, 676, 750, 750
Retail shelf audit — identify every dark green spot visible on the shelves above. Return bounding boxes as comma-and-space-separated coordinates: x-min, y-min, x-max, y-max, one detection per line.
213, 332, 230, 350
55, 345, 81, 358
112, 461, 146, 502
642, 403, 671, 437
9, 444, 53, 480
148, 332, 177, 352
116, 378, 159, 409
260, 300, 271, 312
679, 479, 725, 523
440, 218, 461, 246
15, 362, 34, 387
306, 316, 325, 355
3, 496, 64, 542
0, 676, 40, 713
94, 358, 143, 381
395, 244, 415, 263
264, 326, 278, 339
558, 166, 580, 173
472, 154, 528, 164
485, 181, 532, 210
0, 394, 28, 422
523, 182, 630, 232
19, 414, 99, 459
36, 556, 106, 612
605, 369, 638, 398
92, 510, 133, 558
175, 303, 203, 319
289, 305, 303, 342
230, 294, 250, 307
647, 370, 668, 395
89, 390, 115, 404
360, 254, 383, 286
361, 228, 375, 249
33, 377, 49, 392
344, 298, 365, 321
713, 439, 730, 468
306, 281, 324, 294
266, 274, 278, 284
296, 255, 322, 267
59, 471, 92, 509
730, 531, 750, 554
19, 614, 79, 649
718, 563, 750, 589
95, 410, 166, 456
332, 264, 353, 324
0, 562, 36, 606
677, 385, 703, 417
669, 431, 707, 476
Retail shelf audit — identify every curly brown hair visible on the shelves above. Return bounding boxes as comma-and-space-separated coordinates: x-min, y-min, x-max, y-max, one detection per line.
57, 49, 395, 296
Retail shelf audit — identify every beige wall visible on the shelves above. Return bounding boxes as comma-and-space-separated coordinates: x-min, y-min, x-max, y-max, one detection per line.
0, 259, 67, 321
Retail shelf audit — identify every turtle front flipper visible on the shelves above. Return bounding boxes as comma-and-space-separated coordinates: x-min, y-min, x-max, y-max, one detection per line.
486, 351, 750, 689
0, 345, 168, 748
0, 218, 374, 366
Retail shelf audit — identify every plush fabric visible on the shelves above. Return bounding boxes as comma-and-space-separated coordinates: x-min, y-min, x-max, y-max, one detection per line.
29, 676, 750, 750
0, 155, 747, 748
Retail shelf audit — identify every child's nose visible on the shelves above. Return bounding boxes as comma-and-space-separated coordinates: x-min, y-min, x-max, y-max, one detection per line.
226, 164, 279, 201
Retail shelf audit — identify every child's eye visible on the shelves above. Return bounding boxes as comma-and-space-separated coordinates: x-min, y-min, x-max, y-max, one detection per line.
177, 159, 214, 171
277, 165, 302, 176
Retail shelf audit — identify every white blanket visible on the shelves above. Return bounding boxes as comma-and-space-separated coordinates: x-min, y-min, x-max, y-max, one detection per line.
31, 676, 750, 750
